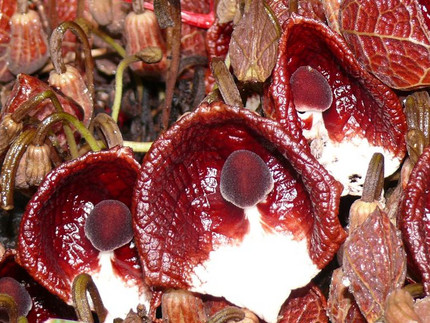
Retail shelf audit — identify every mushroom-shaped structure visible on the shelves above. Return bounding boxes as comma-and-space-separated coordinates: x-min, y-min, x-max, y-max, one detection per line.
0, 250, 77, 322
17, 146, 149, 321
265, 15, 407, 196
133, 102, 346, 323
400, 146, 430, 294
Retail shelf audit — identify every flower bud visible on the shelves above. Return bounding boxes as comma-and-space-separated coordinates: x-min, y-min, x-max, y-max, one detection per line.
0, 114, 23, 155
348, 199, 382, 232
385, 289, 422, 323
161, 289, 206, 323
24, 144, 52, 187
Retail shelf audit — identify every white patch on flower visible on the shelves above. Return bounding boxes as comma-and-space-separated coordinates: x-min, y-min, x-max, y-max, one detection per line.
300, 112, 401, 196
90, 251, 150, 321
189, 206, 319, 323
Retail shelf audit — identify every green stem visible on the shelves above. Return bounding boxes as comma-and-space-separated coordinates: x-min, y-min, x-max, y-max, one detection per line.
75, 18, 127, 58
1, 129, 36, 210
34, 112, 101, 152
72, 273, 107, 323
123, 140, 153, 152
50, 21, 95, 104
11, 90, 79, 159
361, 153, 384, 203
111, 48, 163, 122
206, 306, 245, 323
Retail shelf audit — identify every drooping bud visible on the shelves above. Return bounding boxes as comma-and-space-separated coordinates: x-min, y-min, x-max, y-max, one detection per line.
0, 114, 23, 156
24, 144, 52, 187
49, 65, 93, 126
7, 2, 49, 75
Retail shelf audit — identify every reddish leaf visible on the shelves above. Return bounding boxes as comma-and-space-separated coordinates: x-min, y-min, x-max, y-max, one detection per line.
229, 0, 280, 82
340, 0, 430, 90
343, 208, 407, 322
278, 283, 328, 323
400, 145, 430, 294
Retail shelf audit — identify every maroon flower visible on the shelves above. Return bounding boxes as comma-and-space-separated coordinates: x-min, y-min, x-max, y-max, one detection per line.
265, 15, 407, 196
17, 146, 149, 321
133, 102, 346, 322
0, 250, 76, 322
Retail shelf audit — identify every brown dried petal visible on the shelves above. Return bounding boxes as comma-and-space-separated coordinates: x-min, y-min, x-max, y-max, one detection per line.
327, 268, 366, 323
229, 0, 279, 82
343, 208, 407, 322
161, 289, 206, 323
278, 283, 328, 323
7, 9, 49, 75
340, 0, 430, 90
385, 289, 422, 323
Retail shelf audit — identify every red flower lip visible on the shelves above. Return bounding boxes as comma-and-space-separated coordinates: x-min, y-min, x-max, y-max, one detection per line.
17, 146, 148, 320
265, 15, 407, 196
400, 145, 430, 294
132, 102, 346, 322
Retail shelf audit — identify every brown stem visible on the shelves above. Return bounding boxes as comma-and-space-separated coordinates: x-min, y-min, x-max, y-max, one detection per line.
210, 58, 243, 107
206, 306, 245, 323
89, 113, 123, 148
361, 152, 384, 203
132, 0, 145, 14
49, 21, 95, 105
0, 294, 19, 323
289, 0, 298, 15
72, 273, 107, 323
17, 0, 28, 14
160, 0, 182, 130
1, 129, 36, 211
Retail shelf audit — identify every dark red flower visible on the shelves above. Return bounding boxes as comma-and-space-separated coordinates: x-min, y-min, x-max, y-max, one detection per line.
133, 101, 346, 322
265, 15, 407, 196
17, 146, 149, 321
0, 250, 76, 322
